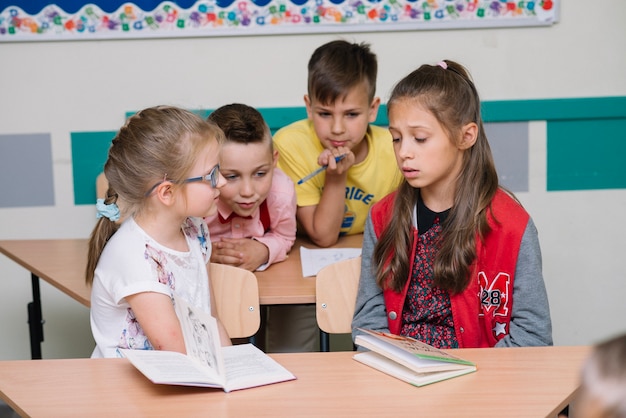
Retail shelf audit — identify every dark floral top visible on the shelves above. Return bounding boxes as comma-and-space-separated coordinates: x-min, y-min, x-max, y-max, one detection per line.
400, 200, 458, 349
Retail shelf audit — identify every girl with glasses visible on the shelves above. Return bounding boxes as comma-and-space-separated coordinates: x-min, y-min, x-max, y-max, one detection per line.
86, 105, 231, 358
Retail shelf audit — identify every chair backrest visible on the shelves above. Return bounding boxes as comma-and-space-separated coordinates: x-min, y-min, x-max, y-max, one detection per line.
209, 263, 261, 339
96, 172, 108, 199
315, 256, 361, 334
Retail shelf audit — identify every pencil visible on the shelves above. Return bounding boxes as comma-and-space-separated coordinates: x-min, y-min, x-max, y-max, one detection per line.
297, 154, 347, 185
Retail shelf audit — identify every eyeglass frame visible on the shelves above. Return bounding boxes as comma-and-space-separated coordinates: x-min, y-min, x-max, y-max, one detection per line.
144, 164, 220, 197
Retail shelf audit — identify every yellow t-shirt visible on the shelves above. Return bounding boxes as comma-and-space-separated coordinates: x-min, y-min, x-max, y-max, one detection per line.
273, 119, 402, 235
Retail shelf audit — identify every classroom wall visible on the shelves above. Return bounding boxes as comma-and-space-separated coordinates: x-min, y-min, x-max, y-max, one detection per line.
1, 2, 625, 359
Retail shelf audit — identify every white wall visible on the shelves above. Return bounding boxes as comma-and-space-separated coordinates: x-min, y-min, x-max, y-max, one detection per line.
1, 2, 625, 359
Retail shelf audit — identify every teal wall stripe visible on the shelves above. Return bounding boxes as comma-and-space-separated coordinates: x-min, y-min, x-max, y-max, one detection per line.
481, 96, 626, 122
124, 97, 626, 127
126, 108, 309, 134
75, 96, 626, 205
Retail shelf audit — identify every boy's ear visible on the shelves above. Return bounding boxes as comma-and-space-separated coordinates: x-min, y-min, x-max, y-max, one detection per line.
459, 122, 478, 150
368, 97, 381, 123
304, 95, 313, 119
272, 149, 279, 168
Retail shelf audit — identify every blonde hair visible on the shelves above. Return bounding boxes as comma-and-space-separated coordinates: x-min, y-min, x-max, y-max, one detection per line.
576, 333, 626, 418
85, 106, 224, 285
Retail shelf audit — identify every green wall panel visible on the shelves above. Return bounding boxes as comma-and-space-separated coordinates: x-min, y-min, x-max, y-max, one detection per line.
71, 131, 116, 205
547, 118, 626, 191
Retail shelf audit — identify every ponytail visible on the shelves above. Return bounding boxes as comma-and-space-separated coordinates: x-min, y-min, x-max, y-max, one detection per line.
85, 188, 120, 285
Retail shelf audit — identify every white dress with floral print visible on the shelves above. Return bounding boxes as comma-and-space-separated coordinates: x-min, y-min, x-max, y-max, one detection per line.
90, 217, 211, 358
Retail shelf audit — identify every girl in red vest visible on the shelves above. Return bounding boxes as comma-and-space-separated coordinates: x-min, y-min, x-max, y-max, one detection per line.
352, 60, 552, 349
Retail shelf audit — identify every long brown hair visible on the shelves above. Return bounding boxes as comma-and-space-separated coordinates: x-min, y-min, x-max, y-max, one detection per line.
85, 106, 224, 285
374, 60, 499, 294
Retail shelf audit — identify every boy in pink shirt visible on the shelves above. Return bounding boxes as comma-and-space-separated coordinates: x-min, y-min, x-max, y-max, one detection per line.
205, 103, 297, 272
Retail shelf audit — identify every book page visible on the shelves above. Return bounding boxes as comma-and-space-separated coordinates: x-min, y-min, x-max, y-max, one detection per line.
353, 351, 476, 387
123, 295, 295, 391
357, 329, 474, 365
174, 294, 226, 379
119, 349, 223, 388
222, 344, 296, 392
300, 246, 361, 277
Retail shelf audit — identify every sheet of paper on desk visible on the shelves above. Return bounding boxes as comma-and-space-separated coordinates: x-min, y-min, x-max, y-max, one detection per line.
300, 246, 361, 277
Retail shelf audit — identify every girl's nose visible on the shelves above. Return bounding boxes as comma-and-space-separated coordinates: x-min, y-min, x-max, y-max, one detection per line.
397, 138, 412, 159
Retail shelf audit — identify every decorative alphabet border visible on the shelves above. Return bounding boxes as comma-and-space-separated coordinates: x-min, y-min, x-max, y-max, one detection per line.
0, 0, 558, 42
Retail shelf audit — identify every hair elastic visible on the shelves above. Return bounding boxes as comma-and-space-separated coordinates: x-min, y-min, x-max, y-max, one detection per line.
96, 199, 121, 222
437, 61, 448, 70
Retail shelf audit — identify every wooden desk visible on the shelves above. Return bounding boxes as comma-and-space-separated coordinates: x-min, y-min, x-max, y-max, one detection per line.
0, 235, 362, 358
0, 346, 590, 418
255, 234, 362, 305
0, 239, 90, 360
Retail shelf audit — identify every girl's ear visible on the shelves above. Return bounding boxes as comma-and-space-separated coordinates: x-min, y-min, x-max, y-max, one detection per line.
155, 181, 176, 207
459, 122, 478, 150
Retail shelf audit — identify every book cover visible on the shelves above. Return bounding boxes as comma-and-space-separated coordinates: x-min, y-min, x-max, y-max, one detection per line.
353, 329, 476, 387
120, 295, 295, 392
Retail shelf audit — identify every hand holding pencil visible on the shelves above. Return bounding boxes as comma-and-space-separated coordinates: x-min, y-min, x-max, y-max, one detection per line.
297, 154, 347, 185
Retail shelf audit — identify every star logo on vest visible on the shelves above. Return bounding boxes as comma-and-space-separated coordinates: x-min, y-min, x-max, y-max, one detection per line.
493, 322, 507, 337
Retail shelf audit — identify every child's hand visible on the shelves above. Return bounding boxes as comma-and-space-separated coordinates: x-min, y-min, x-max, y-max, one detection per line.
210, 238, 269, 271
318, 146, 354, 176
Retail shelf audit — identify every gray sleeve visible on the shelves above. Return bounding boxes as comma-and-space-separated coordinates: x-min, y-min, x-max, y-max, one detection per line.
495, 217, 553, 347
351, 214, 390, 348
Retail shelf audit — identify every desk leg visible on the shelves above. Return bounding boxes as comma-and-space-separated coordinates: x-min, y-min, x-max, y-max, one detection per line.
320, 330, 330, 352
27, 274, 44, 360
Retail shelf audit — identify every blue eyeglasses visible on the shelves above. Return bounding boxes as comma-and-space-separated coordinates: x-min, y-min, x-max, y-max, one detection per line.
145, 164, 220, 197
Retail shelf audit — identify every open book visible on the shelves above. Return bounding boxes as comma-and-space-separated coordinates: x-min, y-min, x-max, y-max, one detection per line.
120, 295, 295, 392
353, 329, 476, 387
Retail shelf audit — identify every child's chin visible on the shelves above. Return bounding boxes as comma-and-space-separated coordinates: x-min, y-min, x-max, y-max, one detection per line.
204, 207, 219, 218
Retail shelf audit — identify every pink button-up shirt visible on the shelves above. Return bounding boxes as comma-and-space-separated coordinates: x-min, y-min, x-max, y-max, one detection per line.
205, 169, 297, 271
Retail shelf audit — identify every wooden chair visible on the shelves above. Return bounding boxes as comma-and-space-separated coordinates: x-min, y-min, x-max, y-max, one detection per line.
315, 256, 361, 352
210, 263, 261, 342
96, 172, 108, 199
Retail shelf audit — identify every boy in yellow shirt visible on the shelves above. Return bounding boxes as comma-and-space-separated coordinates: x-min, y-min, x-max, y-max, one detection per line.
274, 39, 401, 248
270, 40, 401, 352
